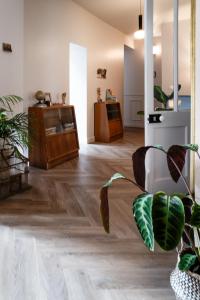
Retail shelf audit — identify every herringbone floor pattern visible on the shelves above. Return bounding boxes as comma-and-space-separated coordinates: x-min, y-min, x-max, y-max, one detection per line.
0, 129, 176, 300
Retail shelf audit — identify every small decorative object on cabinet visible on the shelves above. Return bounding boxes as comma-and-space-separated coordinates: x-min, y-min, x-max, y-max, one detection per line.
94, 102, 123, 143
97, 88, 102, 103
106, 89, 117, 102
34, 90, 47, 107
29, 105, 79, 169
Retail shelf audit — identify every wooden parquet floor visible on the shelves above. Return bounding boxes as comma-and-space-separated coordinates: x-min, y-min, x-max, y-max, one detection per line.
0, 129, 176, 300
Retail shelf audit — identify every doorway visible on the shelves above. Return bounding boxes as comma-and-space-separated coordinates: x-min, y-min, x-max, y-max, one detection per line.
124, 44, 144, 129
69, 43, 87, 144
144, 0, 191, 193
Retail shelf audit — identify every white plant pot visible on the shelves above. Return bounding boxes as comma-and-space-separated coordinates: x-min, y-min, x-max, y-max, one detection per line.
170, 268, 200, 300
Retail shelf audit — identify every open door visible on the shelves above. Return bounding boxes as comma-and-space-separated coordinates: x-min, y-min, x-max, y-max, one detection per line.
144, 0, 191, 193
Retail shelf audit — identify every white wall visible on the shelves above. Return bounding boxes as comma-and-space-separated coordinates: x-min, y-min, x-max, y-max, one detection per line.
0, 0, 24, 113
24, 0, 127, 142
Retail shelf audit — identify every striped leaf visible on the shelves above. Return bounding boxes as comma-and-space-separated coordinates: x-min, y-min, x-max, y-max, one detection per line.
133, 193, 154, 251
183, 144, 199, 152
191, 204, 200, 227
152, 192, 185, 251
178, 254, 197, 271
172, 193, 193, 224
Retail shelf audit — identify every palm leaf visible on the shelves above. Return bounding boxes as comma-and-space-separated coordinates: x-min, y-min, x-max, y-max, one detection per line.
0, 95, 22, 112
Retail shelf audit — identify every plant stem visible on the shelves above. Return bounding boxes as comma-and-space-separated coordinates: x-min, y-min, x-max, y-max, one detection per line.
125, 178, 148, 194
184, 228, 199, 258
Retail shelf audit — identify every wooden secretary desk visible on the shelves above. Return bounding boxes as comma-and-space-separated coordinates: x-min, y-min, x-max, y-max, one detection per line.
29, 105, 79, 169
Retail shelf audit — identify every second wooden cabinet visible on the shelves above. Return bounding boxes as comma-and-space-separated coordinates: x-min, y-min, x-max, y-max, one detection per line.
94, 102, 123, 143
29, 105, 79, 169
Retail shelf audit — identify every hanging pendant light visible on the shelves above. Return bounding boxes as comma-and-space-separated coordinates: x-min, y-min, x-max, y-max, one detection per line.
134, 0, 145, 40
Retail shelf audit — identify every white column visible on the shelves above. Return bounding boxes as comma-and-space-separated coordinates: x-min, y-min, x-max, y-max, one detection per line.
195, 0, 200, 203
144, 0, 153, 145
173, 0, 179, 112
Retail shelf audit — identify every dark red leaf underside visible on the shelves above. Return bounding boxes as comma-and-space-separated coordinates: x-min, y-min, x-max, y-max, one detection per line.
167, 145, 187, 183
182, 196, 193, 223
100, 187, 110, 233
132, 146, 153, 190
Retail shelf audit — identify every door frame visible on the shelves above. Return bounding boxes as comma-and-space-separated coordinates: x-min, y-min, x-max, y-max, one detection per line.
144, 0, 196, 192
194, 0, 200, 201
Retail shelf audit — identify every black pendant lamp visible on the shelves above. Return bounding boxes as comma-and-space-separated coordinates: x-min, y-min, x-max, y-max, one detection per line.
134, 0, 144, 39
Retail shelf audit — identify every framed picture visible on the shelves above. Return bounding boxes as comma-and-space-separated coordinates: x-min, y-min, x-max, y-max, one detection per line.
97, 68, 107, 79
2, 43, 12, 52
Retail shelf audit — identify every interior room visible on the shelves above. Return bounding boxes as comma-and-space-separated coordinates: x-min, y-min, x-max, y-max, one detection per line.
0, 0, 200, 299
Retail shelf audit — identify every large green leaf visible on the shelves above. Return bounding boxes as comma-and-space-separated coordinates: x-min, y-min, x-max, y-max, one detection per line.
133, 193, 154, 251
178, 254, 197, 271
154, 85, 168, 106
191, 204, 200, 227
152, 192, 185, 251
100, 173, 126, 233
172, 193, 193, 224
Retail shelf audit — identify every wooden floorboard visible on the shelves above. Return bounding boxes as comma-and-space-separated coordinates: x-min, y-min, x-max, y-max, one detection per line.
0, 128, 176, 299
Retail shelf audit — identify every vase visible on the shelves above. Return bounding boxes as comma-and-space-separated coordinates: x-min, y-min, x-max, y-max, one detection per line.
170, 267, 200, 300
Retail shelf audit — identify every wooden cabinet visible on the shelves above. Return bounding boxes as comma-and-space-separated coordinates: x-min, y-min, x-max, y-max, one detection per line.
94, 102, 123, 143
29, 105, 79, 169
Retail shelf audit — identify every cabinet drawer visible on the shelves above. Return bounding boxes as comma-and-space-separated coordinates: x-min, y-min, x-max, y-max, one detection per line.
46, 132, 78, 161
109, 120, 122, 137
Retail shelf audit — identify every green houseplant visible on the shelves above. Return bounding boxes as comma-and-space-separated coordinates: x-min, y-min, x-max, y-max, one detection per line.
0, 95, 29, 161
100, 144, 200, 300
137, 85, 182, 116
154, 84, 181, 110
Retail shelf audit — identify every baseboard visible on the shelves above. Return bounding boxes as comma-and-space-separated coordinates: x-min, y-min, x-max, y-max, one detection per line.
124, 124, 144, 128
87, 136, 95, 144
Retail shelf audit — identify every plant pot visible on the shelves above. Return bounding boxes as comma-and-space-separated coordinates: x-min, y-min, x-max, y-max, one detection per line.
0, 146, 13, 168
170, 267, 200, 300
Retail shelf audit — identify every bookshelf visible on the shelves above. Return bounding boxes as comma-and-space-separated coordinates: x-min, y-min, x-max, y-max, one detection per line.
29, 105, 79, 169
94, 102, 123, 142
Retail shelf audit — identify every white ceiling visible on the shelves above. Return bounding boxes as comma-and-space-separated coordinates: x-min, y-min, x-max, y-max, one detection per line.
72, 0, 191, 35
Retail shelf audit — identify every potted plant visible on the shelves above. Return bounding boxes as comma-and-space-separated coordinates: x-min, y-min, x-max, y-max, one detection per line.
154, 84, 181, 110
100, 144, 200, 300
137, 85, 182, 116
0, 95, 29, 163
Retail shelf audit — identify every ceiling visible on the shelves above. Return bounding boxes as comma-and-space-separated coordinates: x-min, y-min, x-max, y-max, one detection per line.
72, 0, 191, 36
